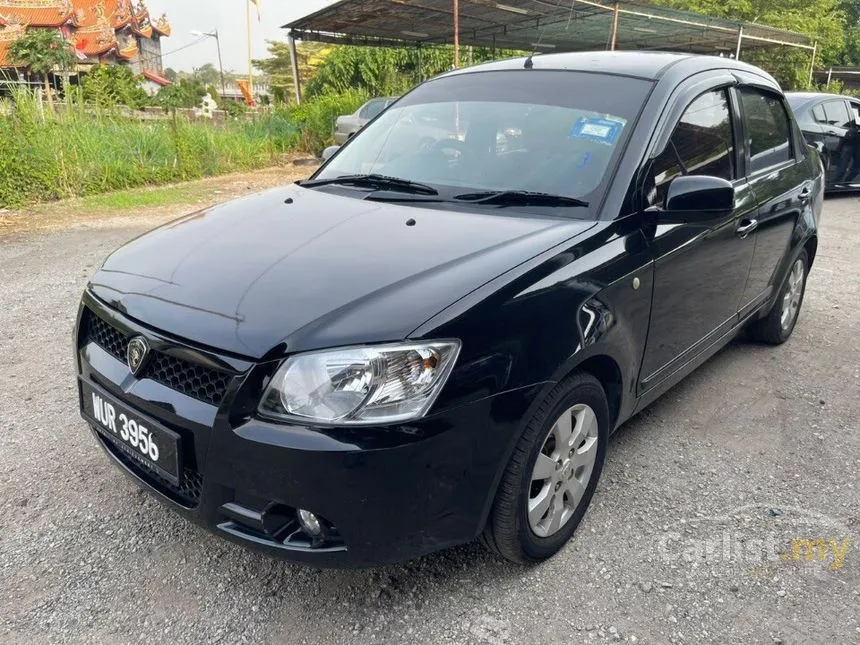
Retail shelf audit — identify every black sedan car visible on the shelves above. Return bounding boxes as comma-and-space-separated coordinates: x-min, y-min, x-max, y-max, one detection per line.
77, 52, 821, 567
787, 91, 860, 190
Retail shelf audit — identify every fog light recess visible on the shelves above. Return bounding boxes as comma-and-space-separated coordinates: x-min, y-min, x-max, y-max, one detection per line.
297, 509, 322, 536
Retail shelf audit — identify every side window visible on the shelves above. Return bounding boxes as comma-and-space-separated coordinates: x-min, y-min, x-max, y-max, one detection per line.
738, 88, 793, 174
652, 89, 735, 205
360, 100, 386, 120
811, 104, 826, 123
823, 100, 852, 128
849, 102, 860, 125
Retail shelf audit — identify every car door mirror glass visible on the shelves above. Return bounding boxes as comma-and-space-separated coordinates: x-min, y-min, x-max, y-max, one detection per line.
663, 175, 735, 216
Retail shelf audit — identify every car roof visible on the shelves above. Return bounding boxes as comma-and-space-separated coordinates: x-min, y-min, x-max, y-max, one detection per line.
785, 91, 858, 105
443, 51, 776, 83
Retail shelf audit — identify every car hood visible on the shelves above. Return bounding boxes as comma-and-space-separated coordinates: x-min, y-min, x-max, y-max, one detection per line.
90, 185, 595, 359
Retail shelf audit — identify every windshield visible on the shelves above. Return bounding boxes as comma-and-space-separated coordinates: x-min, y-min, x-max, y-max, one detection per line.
313, 70, 653, 216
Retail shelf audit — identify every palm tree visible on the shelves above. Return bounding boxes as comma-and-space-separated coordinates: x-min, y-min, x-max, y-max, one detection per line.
9, 29, 74, 109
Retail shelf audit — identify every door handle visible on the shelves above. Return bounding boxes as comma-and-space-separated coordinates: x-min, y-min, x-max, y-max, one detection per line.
736, 218, 758, 238
799, 187, 812, 203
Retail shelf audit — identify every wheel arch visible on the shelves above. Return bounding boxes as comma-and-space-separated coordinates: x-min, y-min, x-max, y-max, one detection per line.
804, 234, 818, 269
570, 354, 624, 432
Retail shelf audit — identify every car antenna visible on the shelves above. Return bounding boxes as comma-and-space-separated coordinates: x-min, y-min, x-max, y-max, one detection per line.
525, 22, 549, 69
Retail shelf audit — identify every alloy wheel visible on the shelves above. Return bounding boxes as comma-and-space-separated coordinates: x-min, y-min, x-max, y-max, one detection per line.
780, 259, 805, 332
528, 403, 599, 538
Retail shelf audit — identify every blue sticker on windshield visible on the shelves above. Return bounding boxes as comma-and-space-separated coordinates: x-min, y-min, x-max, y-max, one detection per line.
570, 117, 623, 145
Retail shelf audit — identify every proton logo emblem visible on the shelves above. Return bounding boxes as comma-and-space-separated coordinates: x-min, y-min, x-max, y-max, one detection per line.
127, 337, 150, 376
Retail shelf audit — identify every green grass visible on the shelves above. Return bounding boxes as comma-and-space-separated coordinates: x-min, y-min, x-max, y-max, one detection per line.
76, 184, 211, 211
0, 89, 369, 209
0, 91, 302, 209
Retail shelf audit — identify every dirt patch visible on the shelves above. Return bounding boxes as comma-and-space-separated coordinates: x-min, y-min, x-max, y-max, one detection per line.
0, 163, 318, 238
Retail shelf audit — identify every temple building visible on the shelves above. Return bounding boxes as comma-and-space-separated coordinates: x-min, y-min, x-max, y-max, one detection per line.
0, 0, 171, 89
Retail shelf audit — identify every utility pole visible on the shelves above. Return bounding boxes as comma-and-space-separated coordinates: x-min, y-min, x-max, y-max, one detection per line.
453, 0, 460, 68
247, 0, 254, 97
191, 29, 227, 99
214, 29, 226, 100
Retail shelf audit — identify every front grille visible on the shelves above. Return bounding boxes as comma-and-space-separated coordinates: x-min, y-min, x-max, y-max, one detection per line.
96, 427, 203, 507
147, 352, 232, 406
87, 314, 128, 363
84, 309, 231, 407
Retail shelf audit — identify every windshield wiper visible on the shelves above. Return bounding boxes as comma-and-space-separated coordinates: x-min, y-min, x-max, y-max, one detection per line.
454, 190, 589, 208
299, 174, 438, 196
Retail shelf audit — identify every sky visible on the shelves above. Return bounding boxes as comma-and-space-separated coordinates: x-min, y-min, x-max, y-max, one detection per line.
152, 0, 337, 75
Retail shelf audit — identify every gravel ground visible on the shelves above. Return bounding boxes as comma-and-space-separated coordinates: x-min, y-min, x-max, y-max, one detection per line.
0, 192, 858, 645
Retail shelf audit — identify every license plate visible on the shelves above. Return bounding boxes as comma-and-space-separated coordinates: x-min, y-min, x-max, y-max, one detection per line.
80, 380, 181, 484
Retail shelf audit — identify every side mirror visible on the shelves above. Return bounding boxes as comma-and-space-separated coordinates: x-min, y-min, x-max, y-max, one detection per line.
664, 175, 734, 216
321, 145, 340, 162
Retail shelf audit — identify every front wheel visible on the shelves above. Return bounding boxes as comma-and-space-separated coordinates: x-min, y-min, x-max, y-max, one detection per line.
482, 372, 608, 564
747, 250, 808, 344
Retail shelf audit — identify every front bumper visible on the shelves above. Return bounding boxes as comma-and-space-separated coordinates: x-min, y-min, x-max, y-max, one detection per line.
76, 292, 536, 567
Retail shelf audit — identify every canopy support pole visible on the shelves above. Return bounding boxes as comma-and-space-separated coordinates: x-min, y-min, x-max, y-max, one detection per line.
735, 26, 743, 60
609, 2, 620, 51
808, 41, 818, 89
417, 44, 423, 83
287, 32, 302, 105
453, 0, 460, 68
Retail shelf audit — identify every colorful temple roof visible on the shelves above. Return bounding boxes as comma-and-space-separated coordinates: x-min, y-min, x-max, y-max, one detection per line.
0, 0, 169, 67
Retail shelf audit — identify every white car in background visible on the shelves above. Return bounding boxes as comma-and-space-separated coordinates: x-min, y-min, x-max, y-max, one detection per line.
334, 97, 398, 144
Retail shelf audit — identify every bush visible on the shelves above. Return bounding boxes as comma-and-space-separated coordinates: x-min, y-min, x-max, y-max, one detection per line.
81, 65, 149, 109
0, 89, 301, 208
286, 89, 368, 156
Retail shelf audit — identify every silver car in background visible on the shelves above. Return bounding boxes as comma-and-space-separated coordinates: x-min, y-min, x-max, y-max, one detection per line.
334, 97, 398, 144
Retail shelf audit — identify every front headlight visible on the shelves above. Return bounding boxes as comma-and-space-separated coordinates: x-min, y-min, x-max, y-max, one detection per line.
259, 341, 461, 425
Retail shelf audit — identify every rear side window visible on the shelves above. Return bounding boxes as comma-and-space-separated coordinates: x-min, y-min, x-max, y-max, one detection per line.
360, 100, 387, 120
823, 100, 852, 128
811, 104, 826, 123
652, 89, 735, 204
851, 102, 860, 125
739, 88, 793, 174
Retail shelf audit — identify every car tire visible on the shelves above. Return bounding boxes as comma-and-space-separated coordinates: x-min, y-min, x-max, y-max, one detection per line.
747, 249, 808, 345
481, 372, 608, 564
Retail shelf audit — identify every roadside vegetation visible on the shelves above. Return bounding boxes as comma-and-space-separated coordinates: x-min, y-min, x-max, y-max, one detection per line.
2, 0, 859, 209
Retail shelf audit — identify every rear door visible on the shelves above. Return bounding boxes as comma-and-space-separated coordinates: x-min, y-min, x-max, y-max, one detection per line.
841, 100, 860, 184
736, 86, 811, 315
821, 99, 854, 183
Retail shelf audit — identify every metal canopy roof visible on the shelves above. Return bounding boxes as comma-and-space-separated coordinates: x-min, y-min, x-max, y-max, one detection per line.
284, 0, 814, 56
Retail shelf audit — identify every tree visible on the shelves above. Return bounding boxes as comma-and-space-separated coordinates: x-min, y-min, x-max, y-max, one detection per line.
163, 67, 179, 83
660, 0, 846, 89
154, 79, 207, 110
301, 45, 521, 99
9, 28, 74, 108
253, 40, 332, 104
192, 63, 221, 87
839, 0, 860, 64
81, 65, 149, 109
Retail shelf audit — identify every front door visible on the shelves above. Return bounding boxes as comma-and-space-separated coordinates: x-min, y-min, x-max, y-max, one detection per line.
639, 87, 756, 391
